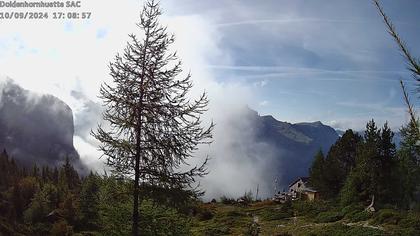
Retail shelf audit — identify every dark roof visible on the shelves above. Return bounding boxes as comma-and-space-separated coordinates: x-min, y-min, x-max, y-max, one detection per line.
288, 177, 309, 187
46, 209, 63, 222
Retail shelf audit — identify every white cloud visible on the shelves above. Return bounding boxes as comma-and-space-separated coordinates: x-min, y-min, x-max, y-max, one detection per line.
0, 1, 143, 170
0, 0, 267, 199
259, 100, 269, 106
253, 79, 268, 87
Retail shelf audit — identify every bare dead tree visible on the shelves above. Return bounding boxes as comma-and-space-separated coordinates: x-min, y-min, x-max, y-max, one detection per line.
92, 1, 214, 235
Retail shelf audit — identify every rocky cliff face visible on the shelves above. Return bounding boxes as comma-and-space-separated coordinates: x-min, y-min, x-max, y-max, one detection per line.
0, 80, 80, 167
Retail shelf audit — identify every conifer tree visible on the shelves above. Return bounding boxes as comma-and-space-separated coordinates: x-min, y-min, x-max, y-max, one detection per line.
52, 167, 59, 185
322, 130, 362, 198
58, 158, 80, 192
374, 0, 420, 206
377, 122, 398, 203
398, 82, 420, 207
92, 1, 213, 235
359, 120, 381, 200
79, 172, 100, 230
341, 120, 399, 205
32, 164, 39, 179
0, 150, 13, 190
308, 150, 326, 193
11, 182, 24, 220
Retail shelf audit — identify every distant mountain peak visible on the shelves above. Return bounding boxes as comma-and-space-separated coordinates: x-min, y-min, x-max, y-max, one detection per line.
261, 114, 280, 123
236, 107, 340, 194
296, 121, 324, 127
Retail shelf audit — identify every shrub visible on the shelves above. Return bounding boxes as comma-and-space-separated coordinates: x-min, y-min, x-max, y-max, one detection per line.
238, 191, 253, 205
398, 212, 420, 229
275, 233, 293, 236
341, 204, 364, 216
244, 221, 260, 236
260, 208, 292, 221
50, 220, 73, 236
315, 211, 343, 223
252, 200, 276, 207
198, 210, 214, 221
203, 226, 230, 236
393, 227, 420, 236
281, 199, 293, 212
191, 204, 215, 221
76, 232, 101, 236
307, 223, 348, 235
292, 200, 331, 217
373, 209, 402, 225
139, 200, 191, 235
346, 210, 371, 222
220, 195, 235, 205
308, 223, 382, 236
341, 203, 372, 222
345, 226, 383, 236
226, 210, 245, 218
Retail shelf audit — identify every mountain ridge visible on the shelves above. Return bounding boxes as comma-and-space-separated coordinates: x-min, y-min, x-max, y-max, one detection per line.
236, 107, 339, 192
0, 79, 82, 169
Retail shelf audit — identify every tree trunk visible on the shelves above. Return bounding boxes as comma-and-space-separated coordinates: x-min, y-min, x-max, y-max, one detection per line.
133, 151, 140, 236
133, 107, 143, 236
365, 195, 375, 213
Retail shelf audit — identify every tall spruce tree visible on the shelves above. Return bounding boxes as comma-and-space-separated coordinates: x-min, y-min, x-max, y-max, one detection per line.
92, 1, 213, 235
377, 122, 398, 204
308, 150, 326, 194
398, 82, 420, 208
341, 120, 399, 205
79, 172, 100, 230
58, 158, 80, 192
374, 0, 420, 207
323, 130, 362, 198
360, 119, 381, 200
399, 117, 420, 207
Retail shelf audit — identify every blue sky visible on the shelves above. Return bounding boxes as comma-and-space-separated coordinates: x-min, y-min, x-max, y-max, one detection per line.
161, 0, 420, 130
0, 0, 418, 131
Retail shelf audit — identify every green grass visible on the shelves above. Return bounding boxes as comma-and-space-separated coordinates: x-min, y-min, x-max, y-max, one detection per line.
190, 200, 420, 236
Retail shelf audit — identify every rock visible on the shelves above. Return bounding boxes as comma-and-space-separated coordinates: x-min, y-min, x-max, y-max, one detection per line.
0, 80, 81, 168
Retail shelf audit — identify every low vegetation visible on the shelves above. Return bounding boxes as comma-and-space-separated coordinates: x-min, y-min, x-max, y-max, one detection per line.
0, 152, 193, 235
189, 199, 420, 236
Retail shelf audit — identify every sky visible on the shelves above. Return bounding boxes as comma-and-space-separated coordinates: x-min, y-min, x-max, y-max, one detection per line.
1, 0, 418, 129
163, 0, 420, 131
0, 0, 419, 192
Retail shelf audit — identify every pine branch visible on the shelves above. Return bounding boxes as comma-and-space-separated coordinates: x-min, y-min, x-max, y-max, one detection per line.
400, 80, 419, 134
373, 0, 420, 83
